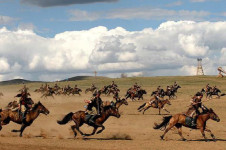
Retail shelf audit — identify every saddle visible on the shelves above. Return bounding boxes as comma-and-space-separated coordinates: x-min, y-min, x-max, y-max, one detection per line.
185, 116, 196, 128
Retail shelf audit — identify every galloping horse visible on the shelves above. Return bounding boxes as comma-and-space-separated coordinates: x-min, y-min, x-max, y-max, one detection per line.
137, 99, 171, 115
41, 90, 55, 99
0, 101, 49, 137
201, 88, 224, 99
102, 98, 128, 109
151, 89, 165, 98
85, 87, 97, 94
106, 88, 120, 96
57, 105, 120, 137
154, 108, 220, 141
70, 88, 82, 96
126, 89, 147, 101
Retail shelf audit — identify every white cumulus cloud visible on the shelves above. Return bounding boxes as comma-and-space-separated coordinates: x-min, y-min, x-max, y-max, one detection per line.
0, 21, 226, 81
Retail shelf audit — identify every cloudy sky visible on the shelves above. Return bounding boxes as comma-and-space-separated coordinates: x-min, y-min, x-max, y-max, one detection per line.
0, 0, 226, 81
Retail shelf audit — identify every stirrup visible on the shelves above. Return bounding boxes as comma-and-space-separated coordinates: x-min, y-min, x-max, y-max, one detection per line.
191, 121, 196, 127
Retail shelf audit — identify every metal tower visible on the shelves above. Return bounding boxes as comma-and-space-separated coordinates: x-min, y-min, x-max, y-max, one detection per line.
197, 58, 204, 75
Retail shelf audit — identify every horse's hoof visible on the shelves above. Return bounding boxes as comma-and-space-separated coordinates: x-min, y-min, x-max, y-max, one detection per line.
182, 138, 187, 141
160, 136, 164, 140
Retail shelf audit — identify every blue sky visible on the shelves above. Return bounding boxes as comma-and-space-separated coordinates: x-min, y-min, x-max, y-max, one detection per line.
1, 0, 225, 37
0, 0, 226, 81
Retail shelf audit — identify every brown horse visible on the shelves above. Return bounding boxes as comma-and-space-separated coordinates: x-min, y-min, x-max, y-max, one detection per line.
0, 101, 49, 137
102, 98, 128, 109
57, 105, 120, 138
138, 99, 171, 115
153, 108, 220, 141
41, 91, 55, 99
85, 87, 97, 94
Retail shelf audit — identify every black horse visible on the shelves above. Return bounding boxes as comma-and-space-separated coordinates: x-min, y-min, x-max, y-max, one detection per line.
126, 89, 147, 101
151, 89, 165, 98
165, 85, 181, 99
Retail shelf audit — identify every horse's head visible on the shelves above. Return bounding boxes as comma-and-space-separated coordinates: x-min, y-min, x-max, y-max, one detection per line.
216, 88, 221, 93
142, 90, 147, 94
151, 91, 156, 96
208, 108, 220, 122
105, 106, 120, 118
117, 98, 128, 106
201, 88, 205, 93
34, 101, 50, 115
165, 99, 171, 105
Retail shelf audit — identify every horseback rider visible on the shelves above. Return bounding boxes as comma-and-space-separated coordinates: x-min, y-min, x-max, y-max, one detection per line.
18, 85, 32, 122
166, 86, 171, 92
186, 92, 206, 126
133, 82, 141, 94
212, 85, 217, 92
40, 84, 44, 90
91, 83, 96, 90
85, 90, 103, 124
174, 81, 178, 87
149, 93, 161, 106
157, 86, 161, 92
113, 90, 119, 101
74, 84, 78, 91
54, 83, 59, 90
111, 81, 117, 89
206, 84, 211, 92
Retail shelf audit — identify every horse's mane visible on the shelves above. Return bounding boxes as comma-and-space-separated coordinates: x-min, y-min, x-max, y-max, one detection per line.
103, 105, 114, 111
32, 102, 40, 111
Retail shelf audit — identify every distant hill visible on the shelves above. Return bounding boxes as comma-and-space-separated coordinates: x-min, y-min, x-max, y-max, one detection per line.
0, 79, 39, 85
61, 76, 108, 81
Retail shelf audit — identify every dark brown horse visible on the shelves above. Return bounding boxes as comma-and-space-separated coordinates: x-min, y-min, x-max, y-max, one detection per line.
0, 101, 49, 137
126, 89, 147, 101
153, 108, 220, 141
85, 87, 97, 94
137, 99, 171, 115
57, 105, 120, 138
102, 98, 128, 109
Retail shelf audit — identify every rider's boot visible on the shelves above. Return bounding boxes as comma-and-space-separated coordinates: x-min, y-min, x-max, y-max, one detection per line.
89, 115, 97, 124
21, 111, 26, 122
191, 115, 197, 127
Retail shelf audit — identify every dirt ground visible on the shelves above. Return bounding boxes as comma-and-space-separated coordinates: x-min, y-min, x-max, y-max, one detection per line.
0, 76, 226, 150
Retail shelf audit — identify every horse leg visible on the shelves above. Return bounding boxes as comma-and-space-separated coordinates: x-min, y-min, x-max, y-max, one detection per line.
71, 125, 78, 137
175, 125, 186, 141
84, 126, 98, 136
205, 128, 216, 141
96, 125, 105, 134
12, 124, 27, 137
159, 108, 161, 115
160, 120, 177, 140
200, 127, 208, 141
142, 106, 151, 115
19, 124, 27, 137
162, 107, 170, 113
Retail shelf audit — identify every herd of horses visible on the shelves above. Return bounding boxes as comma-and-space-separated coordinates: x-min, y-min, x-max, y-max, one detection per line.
0, 82, 224, 142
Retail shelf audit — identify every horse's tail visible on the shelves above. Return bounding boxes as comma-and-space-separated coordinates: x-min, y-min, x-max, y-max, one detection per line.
153, 115, 172, 130
137, 103, 146, 110
57, 112, 73, 125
